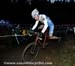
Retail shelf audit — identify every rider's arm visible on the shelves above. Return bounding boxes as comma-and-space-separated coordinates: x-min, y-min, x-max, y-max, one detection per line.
32, 20, 39, 30
41, 16, 48, 33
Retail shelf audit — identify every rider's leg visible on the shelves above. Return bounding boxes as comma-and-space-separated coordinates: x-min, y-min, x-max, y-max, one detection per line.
49, 33, 59, 39
48, 23, 59, 39
49, 26, 59, 39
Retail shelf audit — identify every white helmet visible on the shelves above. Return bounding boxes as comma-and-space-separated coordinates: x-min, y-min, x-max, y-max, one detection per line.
31, 8, 39, 18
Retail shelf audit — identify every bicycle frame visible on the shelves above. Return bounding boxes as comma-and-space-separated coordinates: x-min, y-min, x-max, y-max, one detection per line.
34, 31, 49, 48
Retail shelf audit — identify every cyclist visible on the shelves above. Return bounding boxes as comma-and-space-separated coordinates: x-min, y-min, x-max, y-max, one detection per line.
31, 8, 59, 39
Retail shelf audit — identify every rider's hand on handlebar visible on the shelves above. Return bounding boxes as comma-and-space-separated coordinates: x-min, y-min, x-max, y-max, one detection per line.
28, 29, 34, 36
29, 30, 34, 34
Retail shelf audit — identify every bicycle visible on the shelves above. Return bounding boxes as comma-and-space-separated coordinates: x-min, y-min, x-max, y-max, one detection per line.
22, 30, 50, 61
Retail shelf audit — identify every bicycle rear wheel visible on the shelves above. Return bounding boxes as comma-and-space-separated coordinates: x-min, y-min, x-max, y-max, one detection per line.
22, 42, 39, 61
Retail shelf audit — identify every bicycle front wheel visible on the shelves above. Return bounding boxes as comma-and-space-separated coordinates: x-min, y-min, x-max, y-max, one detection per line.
22, 42, 39, 61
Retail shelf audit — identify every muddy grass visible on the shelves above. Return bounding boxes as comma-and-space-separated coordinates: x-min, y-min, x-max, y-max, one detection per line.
0, 35, 75, 66
40, 35, 75, 66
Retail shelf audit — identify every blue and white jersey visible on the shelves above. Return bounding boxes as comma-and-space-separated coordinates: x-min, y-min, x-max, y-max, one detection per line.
32, 14, 54, 33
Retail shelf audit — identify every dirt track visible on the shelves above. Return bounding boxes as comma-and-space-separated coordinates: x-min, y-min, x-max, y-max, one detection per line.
0, 35, 75, 66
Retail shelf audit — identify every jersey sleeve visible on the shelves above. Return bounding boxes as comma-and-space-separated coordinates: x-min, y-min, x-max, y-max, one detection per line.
41, 15, 48, 33
32, 20, 39, 30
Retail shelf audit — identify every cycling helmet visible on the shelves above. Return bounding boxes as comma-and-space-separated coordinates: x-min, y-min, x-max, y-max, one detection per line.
31, 8, 39, 18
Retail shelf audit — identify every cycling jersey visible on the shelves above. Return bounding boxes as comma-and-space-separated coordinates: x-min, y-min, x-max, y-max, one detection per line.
32, 14, 54, 36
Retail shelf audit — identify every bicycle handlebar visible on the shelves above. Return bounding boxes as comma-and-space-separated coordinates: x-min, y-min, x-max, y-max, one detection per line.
28, 30, 43, 38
